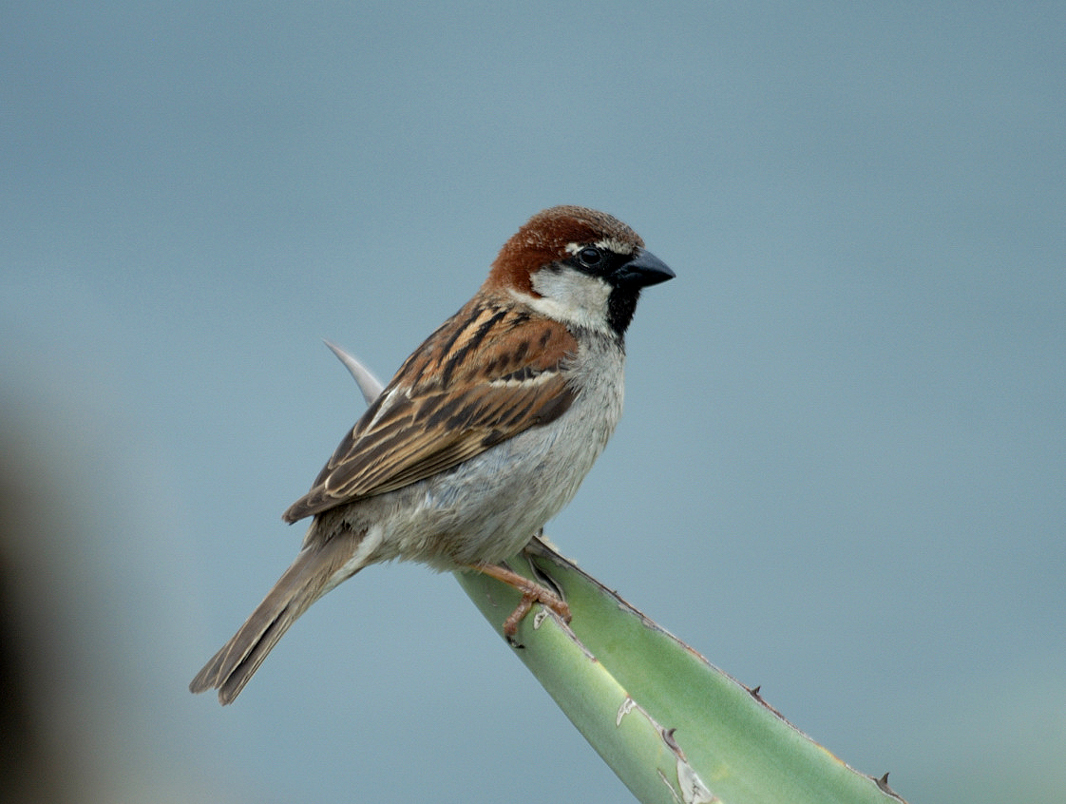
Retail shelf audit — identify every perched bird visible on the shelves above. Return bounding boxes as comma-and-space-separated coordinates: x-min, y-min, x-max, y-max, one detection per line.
190, 206, 674, 704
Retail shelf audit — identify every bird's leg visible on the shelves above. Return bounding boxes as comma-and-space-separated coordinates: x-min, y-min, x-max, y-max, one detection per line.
469, 562, 571, 641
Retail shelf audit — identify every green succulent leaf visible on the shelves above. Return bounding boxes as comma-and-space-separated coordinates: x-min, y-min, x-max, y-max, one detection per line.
456, 540, 905, 804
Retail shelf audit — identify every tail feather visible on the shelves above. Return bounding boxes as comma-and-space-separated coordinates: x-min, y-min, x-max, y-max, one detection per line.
190, 531, 362, 705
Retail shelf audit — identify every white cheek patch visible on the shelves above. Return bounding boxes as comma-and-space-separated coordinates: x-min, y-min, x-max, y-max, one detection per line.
525, 268, 614, 333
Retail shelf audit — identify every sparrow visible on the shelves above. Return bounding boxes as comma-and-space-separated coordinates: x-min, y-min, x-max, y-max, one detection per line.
189, 205, 674, 704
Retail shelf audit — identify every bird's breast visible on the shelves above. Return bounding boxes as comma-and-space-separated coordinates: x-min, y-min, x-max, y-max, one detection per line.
370, 335, 626, 569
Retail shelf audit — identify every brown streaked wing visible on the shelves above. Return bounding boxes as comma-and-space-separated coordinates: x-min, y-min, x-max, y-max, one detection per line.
282, 300, 577, 523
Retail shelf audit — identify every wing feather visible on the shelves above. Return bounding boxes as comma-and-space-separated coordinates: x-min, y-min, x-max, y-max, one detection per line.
282, 297, 577, 523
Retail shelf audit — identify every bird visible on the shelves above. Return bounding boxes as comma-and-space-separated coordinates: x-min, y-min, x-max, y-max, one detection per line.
189, 205, 674, 704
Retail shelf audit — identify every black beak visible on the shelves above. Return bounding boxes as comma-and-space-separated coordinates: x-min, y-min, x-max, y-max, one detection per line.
612, 248, 675, 288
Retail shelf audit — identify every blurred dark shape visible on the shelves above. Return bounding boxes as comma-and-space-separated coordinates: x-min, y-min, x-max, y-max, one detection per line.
0, 407, 91, 804
0, 545, 64, 803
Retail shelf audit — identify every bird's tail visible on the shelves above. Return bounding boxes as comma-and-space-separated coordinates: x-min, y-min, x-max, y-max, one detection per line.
189, 530, 362, 705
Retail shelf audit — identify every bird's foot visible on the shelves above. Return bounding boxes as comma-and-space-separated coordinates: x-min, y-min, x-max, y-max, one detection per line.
469, 562, 571, 646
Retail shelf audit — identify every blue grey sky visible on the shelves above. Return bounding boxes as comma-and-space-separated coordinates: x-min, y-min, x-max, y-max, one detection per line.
2, 3, 1063, 802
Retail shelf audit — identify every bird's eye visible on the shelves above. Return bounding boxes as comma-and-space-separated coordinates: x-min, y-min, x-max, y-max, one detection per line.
577, 246, 603, 267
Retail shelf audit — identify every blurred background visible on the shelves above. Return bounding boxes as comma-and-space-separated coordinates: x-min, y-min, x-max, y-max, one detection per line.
2, 3, 1063, 802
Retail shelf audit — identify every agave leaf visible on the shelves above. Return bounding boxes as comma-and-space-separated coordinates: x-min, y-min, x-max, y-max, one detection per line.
457, 542, 904, 804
